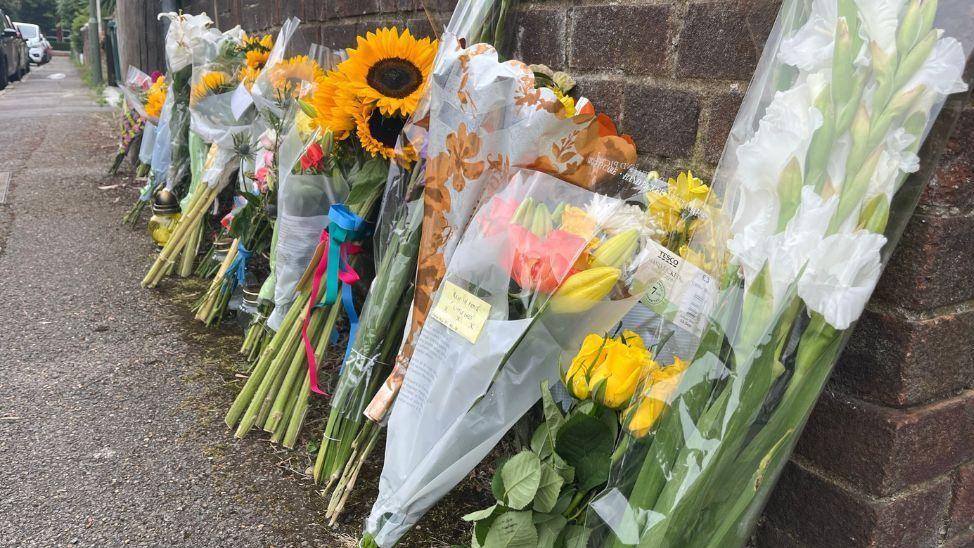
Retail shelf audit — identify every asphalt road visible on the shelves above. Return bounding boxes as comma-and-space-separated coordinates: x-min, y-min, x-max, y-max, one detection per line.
0, 57, 348, 547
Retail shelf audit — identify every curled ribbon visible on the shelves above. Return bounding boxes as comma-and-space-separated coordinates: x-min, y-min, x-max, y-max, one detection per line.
303, 204, 370, 395
223, 241, 252, 289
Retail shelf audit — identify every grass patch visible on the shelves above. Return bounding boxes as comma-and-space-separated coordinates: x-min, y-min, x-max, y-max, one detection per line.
75, 58, 107, 105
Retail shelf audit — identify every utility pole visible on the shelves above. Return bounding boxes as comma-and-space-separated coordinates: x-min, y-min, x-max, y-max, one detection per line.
87, 0, 102, 84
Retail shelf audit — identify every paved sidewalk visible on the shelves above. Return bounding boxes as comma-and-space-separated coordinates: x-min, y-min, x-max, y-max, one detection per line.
0, 58, 346, 546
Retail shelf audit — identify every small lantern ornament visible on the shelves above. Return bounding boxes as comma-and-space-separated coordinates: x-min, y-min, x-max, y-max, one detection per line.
147, 189, 182, 247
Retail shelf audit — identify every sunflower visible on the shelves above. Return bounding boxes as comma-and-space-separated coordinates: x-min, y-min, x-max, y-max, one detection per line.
239, 65, 262, 91
309, 71, 359, 140
269, 55, 326, 98
242, 34, 273, 70
338, 27, 436, 117
353, 101, 411, 161
191, 71, 235, 105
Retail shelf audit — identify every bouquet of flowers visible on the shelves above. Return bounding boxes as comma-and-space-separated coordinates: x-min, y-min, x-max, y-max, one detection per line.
110, 67, 166, 176
363, 29, 639, 426
141, 22, 255, 288
313, 0, 516, 521
583, 1, 971, 546
223, 26, 435, 448
364, 166, 663, 546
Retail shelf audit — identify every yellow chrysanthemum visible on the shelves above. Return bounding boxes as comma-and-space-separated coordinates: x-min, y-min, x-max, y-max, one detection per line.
190, 71, 235, 105
353, 101, 410, 161
269, 55, 326, 98
338, 27, 436, 117
144, 77, 167, 118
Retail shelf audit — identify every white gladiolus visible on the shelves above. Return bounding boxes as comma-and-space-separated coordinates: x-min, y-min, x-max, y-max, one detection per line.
728, 74, 825, 280
158, 12, 218, 71
867, 128, 920, 201
855, 0, 906, 56
727, 186, 778, 282
907, 36, 970, 96
780, 0, 839, 71
767, 188, 839, 304
798, 231, 887, 329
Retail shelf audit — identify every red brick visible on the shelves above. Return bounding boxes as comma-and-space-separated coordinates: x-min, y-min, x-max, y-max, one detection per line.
923, 108, 974, 211
703, 88, 744, 164
834, 305, 974, 407
512, 8, 566, 68
573, 76, 625, 126
950, 462, 974, 538
622, 84, 700, 159
676, 1, 763, 80
795, 390, 974, 497
319, 23, 361, 51
405, 17, 436, 41
874, 212, 974, 311
334, 0, 381, 18
764, 461, 951, 548
568, 5, 671, 75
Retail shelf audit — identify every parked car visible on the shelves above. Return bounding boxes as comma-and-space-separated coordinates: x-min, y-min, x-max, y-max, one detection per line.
15, 22, 50, 65
0, 10, 28, 89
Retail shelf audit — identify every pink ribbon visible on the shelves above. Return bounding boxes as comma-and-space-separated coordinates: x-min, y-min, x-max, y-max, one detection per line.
302, 229, 362, 395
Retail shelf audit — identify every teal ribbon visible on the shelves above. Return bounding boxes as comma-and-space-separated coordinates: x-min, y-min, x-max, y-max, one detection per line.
321, 204, 370, 307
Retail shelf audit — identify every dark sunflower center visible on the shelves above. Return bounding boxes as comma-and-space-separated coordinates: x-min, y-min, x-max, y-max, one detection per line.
367, 58, 423, 99
368, 110, 408, 148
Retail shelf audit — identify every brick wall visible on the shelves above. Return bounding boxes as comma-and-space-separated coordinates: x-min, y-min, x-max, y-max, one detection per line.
168, 1, 974, 545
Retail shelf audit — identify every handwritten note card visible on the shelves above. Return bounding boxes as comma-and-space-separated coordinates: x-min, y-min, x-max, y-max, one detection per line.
430, 281, 491, 344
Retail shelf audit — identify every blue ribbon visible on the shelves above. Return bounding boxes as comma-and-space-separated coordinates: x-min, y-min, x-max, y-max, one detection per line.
224, 242, 252, 289
316, 204, 370, 373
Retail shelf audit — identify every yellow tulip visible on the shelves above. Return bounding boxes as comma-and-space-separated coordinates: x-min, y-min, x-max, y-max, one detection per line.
625, 357, 690, 438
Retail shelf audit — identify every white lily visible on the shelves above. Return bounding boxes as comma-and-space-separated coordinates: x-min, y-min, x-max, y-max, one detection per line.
798, 231, 887, 329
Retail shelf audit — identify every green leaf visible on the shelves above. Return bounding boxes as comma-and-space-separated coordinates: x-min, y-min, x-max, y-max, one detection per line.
473, 518, 491, 548
534, 513, 567, 548
558, 524, 592, 548
500, 451, 542, 510
491, 455, 510, 502
463, 504, 499, 522
484, 511, 538, 548
530, 423, 553, 459
551, 452, 575, 484
532, 465, 564, 513
551, 488, 575, 515
555, 413, 613, 492
345, 157, 390, 209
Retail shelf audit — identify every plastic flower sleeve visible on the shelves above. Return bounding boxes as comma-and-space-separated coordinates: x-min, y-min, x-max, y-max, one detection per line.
120, 66, 154, 121
365, 28, 640, 422
588, 1, 971, 546
158, 12, 219, 196
265, 119, 349, 330
365, 168, 657, 546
